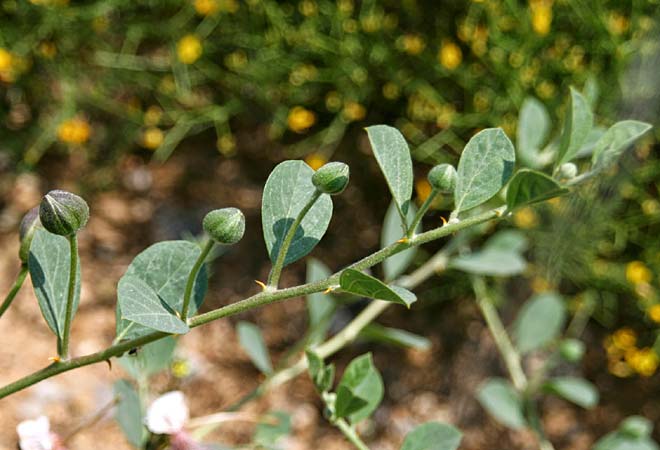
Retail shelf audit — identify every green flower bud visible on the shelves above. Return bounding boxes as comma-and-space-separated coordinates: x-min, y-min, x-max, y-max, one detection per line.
39, 190, 89, 236
203, 207, 245, 244
620, 416, 652, 438
558, 338, 585, 362
18, 206, 40, 264
312, 162, 350, 195
559, 162, 578, 179
427, 163, 457, 192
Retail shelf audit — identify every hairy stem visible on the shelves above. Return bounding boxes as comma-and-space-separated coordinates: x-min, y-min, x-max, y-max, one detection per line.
407, 189, 438, 239
267, 190, 322, 288
0, 207, 501, 399
335, 418, 371, 450
181, 239, 215, 322
0, 265, 29, 319
60, 235, 78, 360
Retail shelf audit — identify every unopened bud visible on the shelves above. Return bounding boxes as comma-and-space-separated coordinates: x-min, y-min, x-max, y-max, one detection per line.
39, 190, 89, 236
427, 164, 457, 192
312, 162, 350, 195
203, 207, 245, 244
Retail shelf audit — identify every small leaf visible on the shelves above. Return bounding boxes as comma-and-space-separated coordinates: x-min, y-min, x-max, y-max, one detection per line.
506, 169, 569, 211
620, 416, 654, 439
513, 292, 566, 354
262, 160, 333, 266
576, 126, 607, 158
483, 230, 528, 254
591, 121, 652, 172
401, 422, 463, 450
118, 337, 177, 379
237, 321, 273, 375
114, 380, 145, 447
450, 250, 526, 277
116, 240, 208, 341
366, 125, 414, 221
360, 323, 431, 350
556, 88, 593, 166
454, 128, 516, 213
335, 353, 384, 424
594, 416, 660, 450
477, 378, 526, 429
340, 269, 417, 308
118, 275, 189, 334
28, 229, 81, 340
544, 377, 599, 409
517, 97, 551, 168
254, 411, 291, 448
306, 258, 335, 344
381, 200, 419, 280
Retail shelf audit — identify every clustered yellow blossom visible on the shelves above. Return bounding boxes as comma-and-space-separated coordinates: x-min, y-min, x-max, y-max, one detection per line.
439, 40, 462, 70
400, 34, 426, 56
177, 34, 203, 64
529, 0, 553, 36
304, 153, 327, 171
342, 101, 366, 122
604, 327, 659, 377
287, 106, 316, 133
141, 127, 164, 150
513, 206, 539, 229
0, 48, 14, 81
647, 304, 660, 324
626, 261, 652, 285
415, 178, 433, 205
57, 118, 91, 144
194, 0, 238, 15
607, 11, 629, 36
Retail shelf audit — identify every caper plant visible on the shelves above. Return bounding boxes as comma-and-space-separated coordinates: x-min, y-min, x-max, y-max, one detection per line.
2, 89, 654, 450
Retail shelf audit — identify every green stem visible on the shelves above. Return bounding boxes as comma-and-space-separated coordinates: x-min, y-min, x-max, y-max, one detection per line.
60, 235, 78, 360
0, 265, 29, 319
406, 189, 438, 239
0, 207, 501, 399
335, 419, 371, 450
267, 190, 322, 288
181, 240, 215, 322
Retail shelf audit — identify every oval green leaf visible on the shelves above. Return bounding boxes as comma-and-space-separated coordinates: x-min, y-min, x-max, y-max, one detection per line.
306, 258, 335, 344
262, 160, 333, 266
237, 321, 273, 375
401, 422, 463, 450
513, 292, 566, 354
544, 376, 599, 409
477, 378, 526, 430
339, 269, 417, 308
450, 249, 526, 277
517, 97, 550, 169
381, 200, 419, 280
114, 379, 146, 447
335, 353, 384, 424
591, 120, 652, 172
366, 125, 414, 222
454, 128, 515, 213
556, 87, 593, 166
506, 169, 568, 211
28, 228, 81, 340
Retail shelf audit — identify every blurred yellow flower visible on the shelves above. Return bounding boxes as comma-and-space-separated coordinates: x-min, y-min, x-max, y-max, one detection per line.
401, 34, 426, 55
607, 12, 629, 36
299, 0, 317, 17
513, 207, 538, 229
57, 118, 91, 144
626, 261, 652, 285
439, 40, 462, 70
38, 42, 57, 59
194, 0, 218, 15
608, 359, 633, 378
382, 82, 400, 100
287, 106, 316, 133
612, 327, 637, 350
144, 106, 163, 126
530, 0, 553, 36
342, 101, 366, 122
177, 35, 203, 64
531, 276, 552, 293
642, 199, 660, 216
415, 178, 432, 205
141, 127, 164, 150
629, 348, 659, 377
536, 80, 556, 99
0, 48, 12, 72
171, 359, 191, 378
647, 305, 660, 323
217, 134, 236, 156
305, 153, 327, 171
325, 91, 342, 112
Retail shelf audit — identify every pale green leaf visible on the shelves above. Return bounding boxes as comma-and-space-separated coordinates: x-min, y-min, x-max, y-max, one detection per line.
450, 250, 526, 277
115, 240, 208, 340
594, 415, 660, 450
306, 258, 335, 344
381, 200, 419, 280
306, 350, 335, 393
339, 269, 417, 308
620, 417, 653, 439
401, 422, 463, 450
117, 275, 189, 334
506, 169, 568, 211
262, 160, 333, 266
454, 128, 515, 212
591, 121, 652, 171
254, 411, 291, 448
237, 321, 273, 375
483, 230, 528, 254
544, 377, 599, 409
576, 126, 607, 158
118, 336, 177, 379
335, 353, 384, 424
477, 378, 526, 429
366, 125, 414, 221
28, 229, 81, 340
513, 292, 566, 353
360, 323, 431, 350
556, 88, 593, 166
114, 379, 145, 447
517, 97, 550, 168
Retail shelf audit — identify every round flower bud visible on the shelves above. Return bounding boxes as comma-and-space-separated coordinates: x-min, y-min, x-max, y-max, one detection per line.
559, 162, 578, 179
18, 206, 40, 264
39, 190, 89, 236
203, 207, 245, 244
620, 416, 652, 439
427, 164, 457, 192
312, 162, 350, 195
559, 338, 585, 363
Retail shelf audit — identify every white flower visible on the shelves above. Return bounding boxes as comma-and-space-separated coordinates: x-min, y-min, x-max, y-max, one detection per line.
145, 391, 189, 435
17, 416, 53, 450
